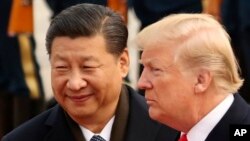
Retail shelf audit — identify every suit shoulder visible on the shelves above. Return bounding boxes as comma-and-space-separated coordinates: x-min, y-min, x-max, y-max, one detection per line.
125, 85, 147, 109
124, 85, 179, 141
2, 105, 60, 141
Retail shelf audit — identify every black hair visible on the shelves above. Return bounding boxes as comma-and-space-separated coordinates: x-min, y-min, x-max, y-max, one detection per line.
46, 3, 128, 57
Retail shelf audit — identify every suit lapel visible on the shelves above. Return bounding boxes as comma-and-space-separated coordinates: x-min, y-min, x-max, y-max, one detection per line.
65, 112, 86, 141
206, 94, 250, 141
110, 85, 129, 141
43, 105, 76, 141
125, 86, 162, 141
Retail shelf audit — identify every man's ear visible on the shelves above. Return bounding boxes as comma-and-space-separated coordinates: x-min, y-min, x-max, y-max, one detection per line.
119, 48, 130, 78
194, 69, 212, 93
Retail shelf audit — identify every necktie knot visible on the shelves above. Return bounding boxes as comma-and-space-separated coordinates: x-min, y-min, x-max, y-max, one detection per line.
178, 133, 188, 141
90, 135, 106, 141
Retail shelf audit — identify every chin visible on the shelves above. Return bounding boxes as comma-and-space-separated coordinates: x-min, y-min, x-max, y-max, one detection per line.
149, 109, 165, 122
63, 104, 85, 116
68, 109, 91, 119
148, 110, 158, 120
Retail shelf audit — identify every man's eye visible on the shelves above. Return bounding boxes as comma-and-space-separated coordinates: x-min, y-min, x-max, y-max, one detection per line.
82, 66, 99, 71
55, 66, 68, 71
56, 66, 66, 68
150, 67, 161, 72
152, 68, 161, 71
151, 67, 163, 76
83, 66, 95, 69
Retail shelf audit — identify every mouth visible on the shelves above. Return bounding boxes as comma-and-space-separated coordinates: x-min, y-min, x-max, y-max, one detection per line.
67, 94, 93, 103
145, 98, 155, 106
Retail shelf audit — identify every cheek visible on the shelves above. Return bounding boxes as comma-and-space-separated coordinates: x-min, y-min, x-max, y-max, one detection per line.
153, 76, 185, 105
152, 77, 172, 95
51, 73, 67, 95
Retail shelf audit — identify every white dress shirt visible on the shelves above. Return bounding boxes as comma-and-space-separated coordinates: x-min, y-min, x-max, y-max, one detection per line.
79, 116, 115, 141
186, 94, 234, 141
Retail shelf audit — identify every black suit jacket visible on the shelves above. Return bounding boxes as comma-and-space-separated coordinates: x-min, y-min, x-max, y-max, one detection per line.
205, 94, 250, 141
2, 85, 178, 141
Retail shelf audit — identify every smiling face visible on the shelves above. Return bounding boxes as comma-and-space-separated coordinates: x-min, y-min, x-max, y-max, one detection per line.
50, 35, 129, 123
137, 44, 197, 129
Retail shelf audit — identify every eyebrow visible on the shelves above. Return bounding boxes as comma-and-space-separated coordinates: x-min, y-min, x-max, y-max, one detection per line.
80, 55, 100, 62
140, 58, 174, 69
139, 58, 159, 66
52, 54, 66, 61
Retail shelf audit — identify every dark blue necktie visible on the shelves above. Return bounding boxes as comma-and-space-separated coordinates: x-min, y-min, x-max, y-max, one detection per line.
90, 135, 106, 141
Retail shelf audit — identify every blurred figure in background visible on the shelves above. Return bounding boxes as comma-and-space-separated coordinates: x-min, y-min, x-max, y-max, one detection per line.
131, 0, 202, 30
130, 0, 203, 95
204, 0, 250, 103
45, 0, 127, 22
0, 0, 44, 138
45, 0, 107, 19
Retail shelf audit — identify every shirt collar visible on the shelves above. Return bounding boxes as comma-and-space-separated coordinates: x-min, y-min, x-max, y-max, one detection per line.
79, 116, 115, 141
187, 94, 234, 141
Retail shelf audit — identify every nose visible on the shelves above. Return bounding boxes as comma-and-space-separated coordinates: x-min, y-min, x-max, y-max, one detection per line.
67, 72, 87, 91
137, 69, 152, 90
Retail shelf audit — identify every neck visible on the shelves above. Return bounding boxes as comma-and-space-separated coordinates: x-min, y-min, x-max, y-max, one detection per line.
72, 99, 119, 133
189, 88, 229, 131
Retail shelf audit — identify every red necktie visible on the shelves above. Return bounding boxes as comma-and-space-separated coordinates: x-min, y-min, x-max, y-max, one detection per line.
178, 133, 188, 141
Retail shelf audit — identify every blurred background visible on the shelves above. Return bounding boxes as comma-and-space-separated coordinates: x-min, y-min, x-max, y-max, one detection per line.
1, 0, 250, 139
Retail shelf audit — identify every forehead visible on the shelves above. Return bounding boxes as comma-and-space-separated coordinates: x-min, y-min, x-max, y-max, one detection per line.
141, 44, 177, 64
51, 35, 107, 53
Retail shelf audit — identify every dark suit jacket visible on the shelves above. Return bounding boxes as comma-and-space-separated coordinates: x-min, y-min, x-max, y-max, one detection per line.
2, 85, 178, 141
205, 94, 250, 141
